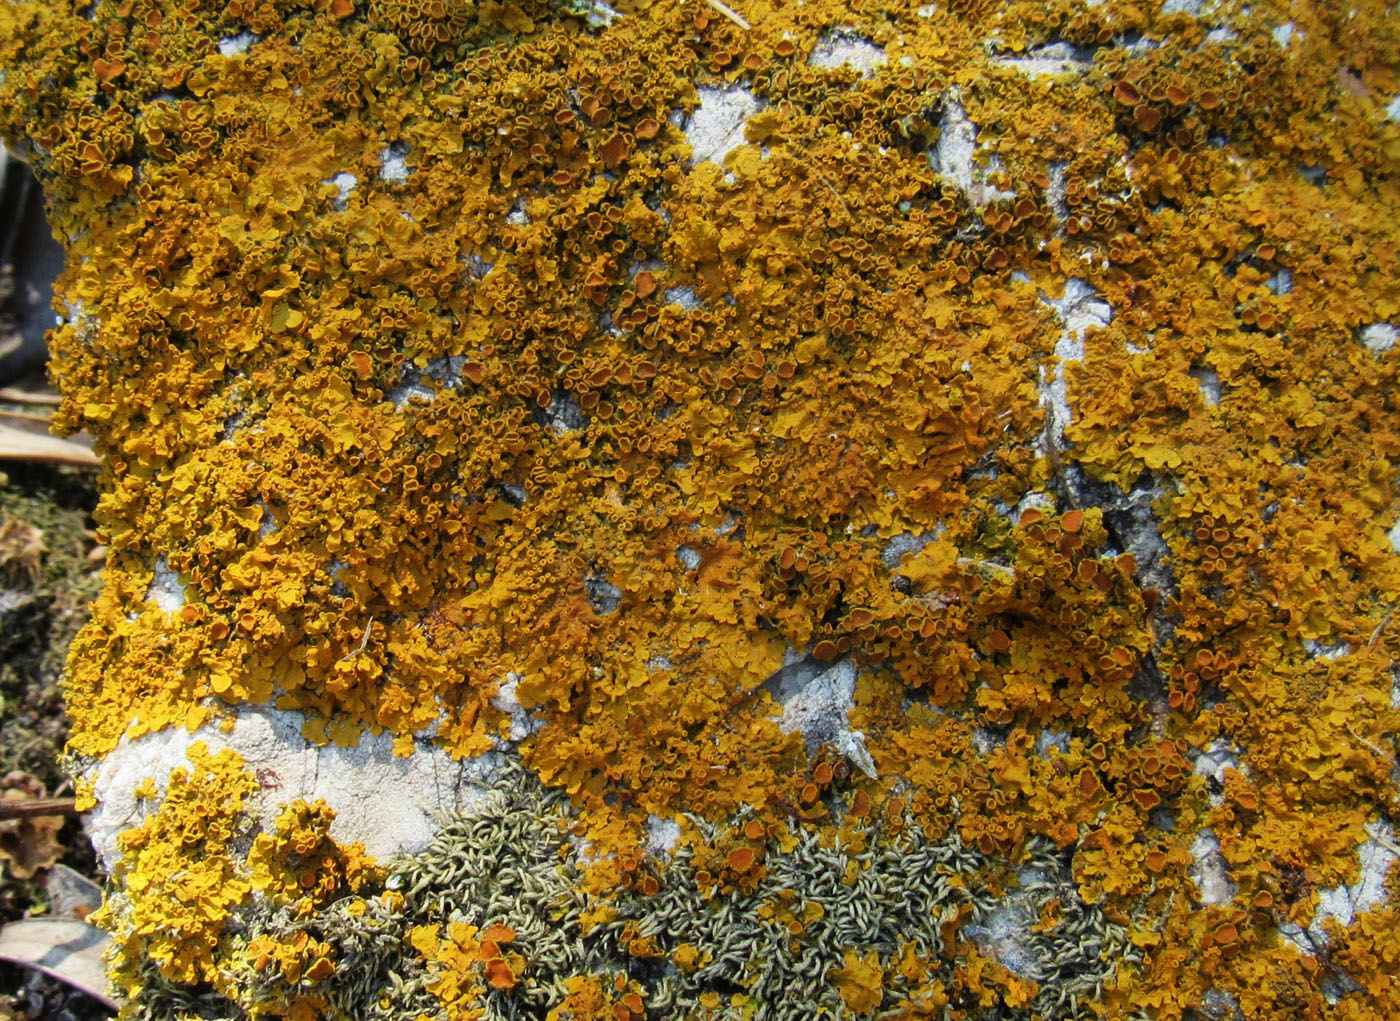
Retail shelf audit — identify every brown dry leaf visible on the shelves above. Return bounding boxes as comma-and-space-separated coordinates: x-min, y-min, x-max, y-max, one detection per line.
0, 781, 65, 880
0, 387, 63, 406
0, 515, 45, 583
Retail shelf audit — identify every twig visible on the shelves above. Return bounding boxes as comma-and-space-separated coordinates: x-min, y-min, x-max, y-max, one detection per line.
0, 408, 51, 426
0, 797, 78, 821
704, 0, 749, 30
1367, 608, 1394, 648
338, 617, 374, 662
810, 166, 852, 220
0, 387, 62, 406
1347, 725, 1397, 767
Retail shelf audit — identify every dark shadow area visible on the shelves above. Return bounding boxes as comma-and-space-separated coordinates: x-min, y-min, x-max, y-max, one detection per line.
1, 144, 65, 387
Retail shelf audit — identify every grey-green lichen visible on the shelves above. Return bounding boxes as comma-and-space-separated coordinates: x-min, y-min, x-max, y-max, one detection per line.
191, 763, 1140, 1021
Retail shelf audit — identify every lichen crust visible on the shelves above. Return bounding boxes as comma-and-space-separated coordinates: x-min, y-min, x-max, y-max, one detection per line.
1, 0, 1399, 1016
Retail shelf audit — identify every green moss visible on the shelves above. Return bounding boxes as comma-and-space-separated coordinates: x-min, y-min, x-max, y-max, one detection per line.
0, 461, 100, 925
0, 463, 101, 726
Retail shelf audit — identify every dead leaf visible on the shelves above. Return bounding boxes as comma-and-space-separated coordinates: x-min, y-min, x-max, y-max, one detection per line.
0, 421, 98, 466
46, 864, 103, 921
0, 780, 65, 879
0, 918, 119, 1009
0, 387, 63, 406
0, 516, 45, 583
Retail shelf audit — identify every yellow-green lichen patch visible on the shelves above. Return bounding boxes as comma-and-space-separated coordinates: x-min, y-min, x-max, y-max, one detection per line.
184, 762, 1146, 1020
92, 741, 258, 994
96, 744, 387, 1019
2, 0, 1400, 1015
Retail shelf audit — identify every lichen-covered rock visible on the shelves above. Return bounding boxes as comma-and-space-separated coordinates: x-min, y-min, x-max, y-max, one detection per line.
2, 0, 1399, 1017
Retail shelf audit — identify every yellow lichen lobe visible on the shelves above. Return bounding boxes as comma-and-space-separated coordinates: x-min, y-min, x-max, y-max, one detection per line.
249, 798, 381, 910
93, 742, 258, 990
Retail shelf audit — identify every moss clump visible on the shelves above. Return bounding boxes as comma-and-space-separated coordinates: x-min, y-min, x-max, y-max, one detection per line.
0, 463, 101, 781
0, 461, 100, 933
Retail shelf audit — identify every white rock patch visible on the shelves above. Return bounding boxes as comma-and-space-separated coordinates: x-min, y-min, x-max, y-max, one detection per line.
1193, 739, 1245, 805
930, 91, 1016, 207
808, 32, 885, 78
1037, 278, 1112, 450
217, 32, 257, 57
144, 554, 186, 615
1045, 162, 1070, 224
1360, 322, 1397, 354
378, 143, 410, 184
326, 171, 357, 211
388, 378, 436, 408
1272, 22, 1300, 48
881, 530, 940, 569
685, 86, 762, 167
490, 673, 543, 742
1190, 365, 1222, 406
87, 706, 502, 867
1316, 823, 1398, 926
991, 42, 1092, 78
769, 657, 877, 778
665, 284, 702, 310
645, 814, 681, 858
1280, 822, 1400, 956
1189, 829, 1237, 905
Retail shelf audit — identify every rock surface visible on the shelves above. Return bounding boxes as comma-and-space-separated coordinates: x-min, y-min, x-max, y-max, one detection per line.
1, 0, 1399, 1017
86, 706, 502, 865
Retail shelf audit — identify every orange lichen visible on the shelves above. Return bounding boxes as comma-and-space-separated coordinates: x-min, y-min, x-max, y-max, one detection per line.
3, 0, 1400, 1014
542, 973, 648, 1021
248, 798, 381, 911
408, 916, 529, 1016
